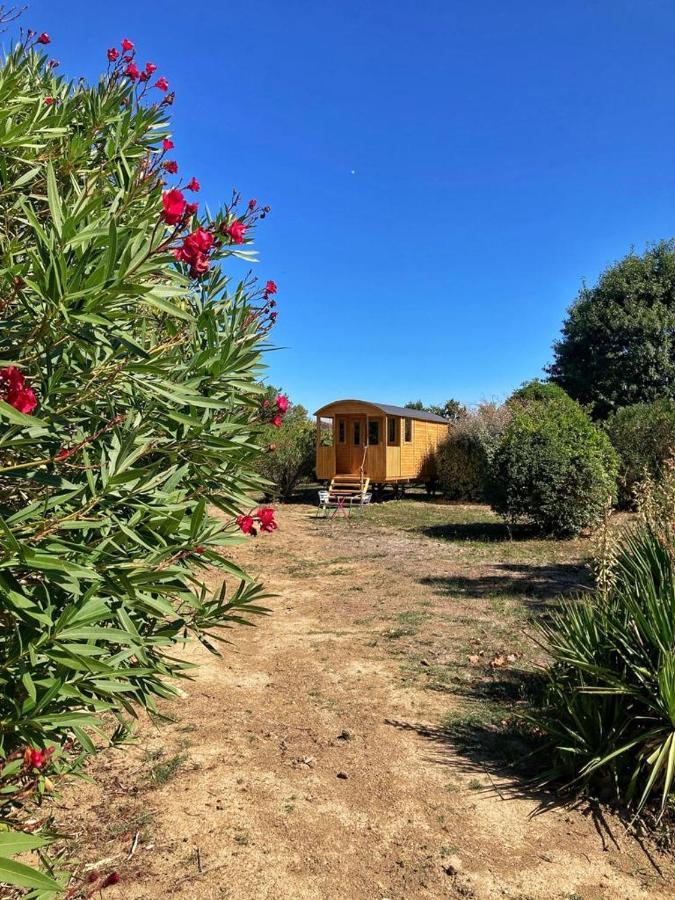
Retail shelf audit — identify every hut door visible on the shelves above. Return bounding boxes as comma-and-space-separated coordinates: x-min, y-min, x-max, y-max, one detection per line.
349, 416, 367, 474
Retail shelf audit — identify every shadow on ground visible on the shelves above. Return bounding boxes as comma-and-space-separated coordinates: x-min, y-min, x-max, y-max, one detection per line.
384, 713, 667, 874
419, 520, 545, 542
420, 561, 590, 607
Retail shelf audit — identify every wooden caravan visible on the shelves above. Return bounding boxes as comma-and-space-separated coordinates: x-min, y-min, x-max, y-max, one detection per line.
315, 399, 449, 487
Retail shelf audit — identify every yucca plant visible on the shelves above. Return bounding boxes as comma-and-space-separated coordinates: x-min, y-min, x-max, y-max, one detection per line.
0, 23, 280, 889
538, 524, 675, 819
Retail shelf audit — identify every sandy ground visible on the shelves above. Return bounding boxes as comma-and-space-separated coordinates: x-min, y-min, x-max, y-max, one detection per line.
52, 502, 675, 899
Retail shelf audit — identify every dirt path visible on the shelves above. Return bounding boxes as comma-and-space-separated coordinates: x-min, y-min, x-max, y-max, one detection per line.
57, 503, 675, 899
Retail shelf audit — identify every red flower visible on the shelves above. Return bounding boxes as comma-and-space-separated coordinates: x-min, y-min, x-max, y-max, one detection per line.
162, 138, 174, 151
125, 62, 140, 80
0, 366, 37, 415
121, 38, 134, 52
185, 201, 199, 217
107, 47, 119, 62
248, 199, 257, 210
271, 413, 283, 428
154, 76, 169, 91
102, 872, 121, 888
236, 514, 256, 535
226, 220, 247, 244
195, 545, 206, 554
175, 228, 214, 278
263, 399, 270, 409
11, 388, 37, 414
37, 33, 50, 44
265, 280, 277, 295
23, 747, 46, 769
145, 62, 157, 75
44, 97, 54, 105
276, 394, 289, 413
177, 228, 214, 256
139, 71, 149, 82
186, 177, 200, 192
256, 507, 277, 532
161, 189, 186, 225
163, 160, 178, 174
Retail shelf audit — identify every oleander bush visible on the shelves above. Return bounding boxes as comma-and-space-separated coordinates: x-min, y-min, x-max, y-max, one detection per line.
256, 386, 315, 500
604, 400, 675, 507
487, 382, 618, 535
436, 402, 511, 501
0, 28, 279, 889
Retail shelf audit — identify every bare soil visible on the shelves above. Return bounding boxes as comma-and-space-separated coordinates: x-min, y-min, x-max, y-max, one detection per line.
52, 499, 675, 899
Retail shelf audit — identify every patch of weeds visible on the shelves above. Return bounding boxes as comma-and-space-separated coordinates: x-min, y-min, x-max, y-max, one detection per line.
178, 723, 197, 733
149, 752, 187, 786
233, 831, 250, 846
440, 702, 541, 771
467, 779, 483, 790
349, 585, 365, 592
384, 627, 416, 640
107, 808, 154, 839
145, 747, 165, 762
440, 845, 459, 857
396, 610, 425, 627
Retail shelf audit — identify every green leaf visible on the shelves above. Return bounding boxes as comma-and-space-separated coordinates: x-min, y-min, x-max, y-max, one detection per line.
0, 855, 61, 891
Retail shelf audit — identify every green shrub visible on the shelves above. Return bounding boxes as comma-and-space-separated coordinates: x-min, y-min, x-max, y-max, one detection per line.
257, 388, 315, 500
537, 524, 675, 818
437, 403, 511, 501
487, 383, 618, 535
0, 32, 273, 805
605, 400, 675, 506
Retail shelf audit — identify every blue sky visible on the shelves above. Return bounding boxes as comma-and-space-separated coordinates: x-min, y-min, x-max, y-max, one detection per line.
23, 0, 675, 413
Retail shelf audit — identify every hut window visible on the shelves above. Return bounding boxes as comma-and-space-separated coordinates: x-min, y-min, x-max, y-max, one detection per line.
404, 418, 413, 442
338, 418, 346, 443
387, 418, 398, 444
353, 420, 362, 445
368, 420, 380, 445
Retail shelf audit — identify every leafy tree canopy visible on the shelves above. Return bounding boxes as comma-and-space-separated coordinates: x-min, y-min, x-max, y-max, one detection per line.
548, 240, 675, 418
404, 398, 467, 420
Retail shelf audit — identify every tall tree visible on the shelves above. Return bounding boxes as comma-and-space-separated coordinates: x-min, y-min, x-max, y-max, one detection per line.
405, 398, 467, 420
548, 240, 675, 418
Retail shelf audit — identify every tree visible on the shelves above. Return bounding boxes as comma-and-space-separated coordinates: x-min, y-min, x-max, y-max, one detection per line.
548, 240, 675, 419
256, 387, 315, 499
487, 383, 618, 535
405, 398, 467, 420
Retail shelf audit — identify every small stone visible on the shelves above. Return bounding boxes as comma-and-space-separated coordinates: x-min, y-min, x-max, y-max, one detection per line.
336, 771, 348, 779
337, 729, 352, 741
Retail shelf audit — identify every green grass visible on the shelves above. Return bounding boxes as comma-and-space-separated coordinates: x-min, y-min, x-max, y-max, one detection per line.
148, 752, 188, 786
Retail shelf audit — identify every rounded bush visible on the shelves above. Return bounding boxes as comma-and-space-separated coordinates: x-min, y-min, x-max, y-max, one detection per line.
437, 403, 511, 501
604, 400, 675, 506
487, 385, 618, 535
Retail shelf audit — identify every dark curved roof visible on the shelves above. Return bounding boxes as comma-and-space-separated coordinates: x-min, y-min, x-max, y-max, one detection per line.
314, 399, 450, 424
